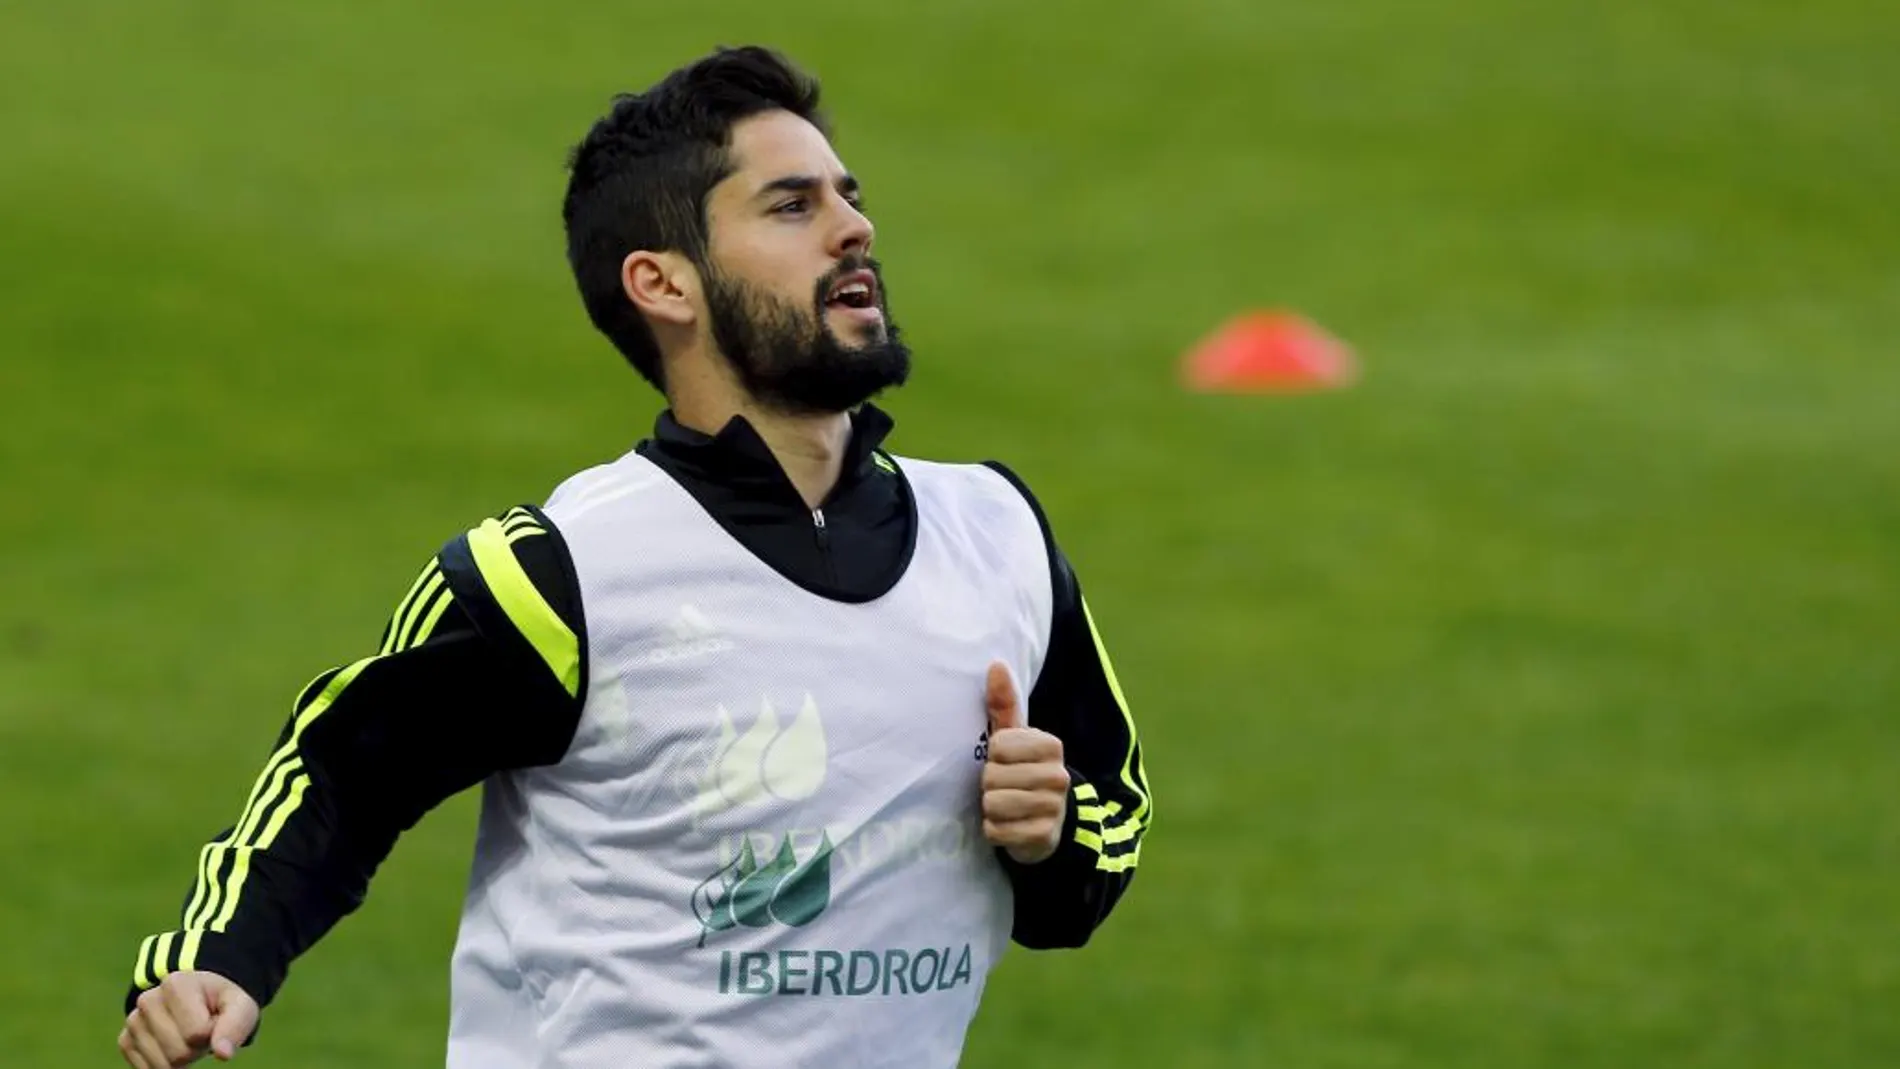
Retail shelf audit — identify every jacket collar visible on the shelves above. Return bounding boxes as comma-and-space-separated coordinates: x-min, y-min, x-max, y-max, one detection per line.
647, 403, 896, 505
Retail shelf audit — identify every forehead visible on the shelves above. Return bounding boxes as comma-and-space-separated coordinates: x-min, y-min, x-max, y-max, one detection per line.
720, 110, 847, 193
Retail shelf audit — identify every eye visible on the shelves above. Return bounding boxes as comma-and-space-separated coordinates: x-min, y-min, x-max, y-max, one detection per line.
772, 197, 809, 216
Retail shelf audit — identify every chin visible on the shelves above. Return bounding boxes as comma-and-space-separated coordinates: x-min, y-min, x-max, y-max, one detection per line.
824, 324, 887, 350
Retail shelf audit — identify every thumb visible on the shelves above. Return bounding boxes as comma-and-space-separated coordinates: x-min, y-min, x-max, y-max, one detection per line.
207, 982, 259, 1061
985, 662, 1022, 734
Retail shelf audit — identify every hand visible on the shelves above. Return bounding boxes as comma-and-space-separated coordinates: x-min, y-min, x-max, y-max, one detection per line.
119, 971, 258, 1067
980, 661, 1069, 865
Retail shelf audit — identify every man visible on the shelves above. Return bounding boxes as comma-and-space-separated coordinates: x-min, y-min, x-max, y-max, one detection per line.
118, 45, 1151, 1068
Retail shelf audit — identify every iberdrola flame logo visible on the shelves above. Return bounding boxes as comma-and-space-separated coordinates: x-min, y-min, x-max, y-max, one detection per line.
691, 832, 834, 947
692, 694, 828, 820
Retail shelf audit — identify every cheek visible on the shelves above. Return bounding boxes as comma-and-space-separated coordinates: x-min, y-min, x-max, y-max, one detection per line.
711, 227, 827, 303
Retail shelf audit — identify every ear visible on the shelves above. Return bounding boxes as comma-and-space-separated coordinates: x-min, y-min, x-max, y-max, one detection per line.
621, 250, 698, 328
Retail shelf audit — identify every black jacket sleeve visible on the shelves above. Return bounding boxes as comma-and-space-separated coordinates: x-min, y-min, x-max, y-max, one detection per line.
983, 463, 1153, 949
124, 505, 586, 1016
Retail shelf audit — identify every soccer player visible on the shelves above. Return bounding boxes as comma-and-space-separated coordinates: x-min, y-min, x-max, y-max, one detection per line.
117, 45, 1151, 1069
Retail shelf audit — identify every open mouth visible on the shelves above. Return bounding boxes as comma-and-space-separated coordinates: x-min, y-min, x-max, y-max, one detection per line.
825, 269, 879, 310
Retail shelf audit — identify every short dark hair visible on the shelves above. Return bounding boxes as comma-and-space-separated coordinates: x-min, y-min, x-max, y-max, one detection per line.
562, 46, 829, 390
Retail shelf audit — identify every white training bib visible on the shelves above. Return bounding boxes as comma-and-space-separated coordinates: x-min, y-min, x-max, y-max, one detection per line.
446, 451, 1052, 1069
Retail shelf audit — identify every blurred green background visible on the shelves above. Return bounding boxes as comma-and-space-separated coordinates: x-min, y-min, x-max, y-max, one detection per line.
5, 1, 1897, 1065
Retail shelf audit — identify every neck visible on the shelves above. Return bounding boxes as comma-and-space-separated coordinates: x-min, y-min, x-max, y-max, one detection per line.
670, 392, 850, 510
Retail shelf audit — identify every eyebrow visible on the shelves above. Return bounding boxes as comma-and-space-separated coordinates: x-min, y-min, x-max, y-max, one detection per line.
756, 173, 861, 200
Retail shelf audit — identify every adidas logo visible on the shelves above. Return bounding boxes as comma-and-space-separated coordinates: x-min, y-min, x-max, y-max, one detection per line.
635, 604, 737, 667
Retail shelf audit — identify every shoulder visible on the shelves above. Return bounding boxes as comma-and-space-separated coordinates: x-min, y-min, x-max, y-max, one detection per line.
541, 449, 671, 529
973, 459, 1055, 545
890, 453, 1064, 593
896, 455, 1059, 554
888, 455, 1045, 524
434, 503, 587, 707
973, 459, 1078, 610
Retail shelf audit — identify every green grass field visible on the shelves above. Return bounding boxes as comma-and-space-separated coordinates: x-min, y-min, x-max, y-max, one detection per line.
5, 1, 1897, 1065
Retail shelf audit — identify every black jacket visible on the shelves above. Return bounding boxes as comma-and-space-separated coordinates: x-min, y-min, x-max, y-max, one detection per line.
125, 404, 1152, 1016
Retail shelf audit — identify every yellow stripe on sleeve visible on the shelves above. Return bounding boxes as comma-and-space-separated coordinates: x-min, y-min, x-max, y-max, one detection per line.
178, 841, 224, 940
150, 932, 177, 984
396, 578, 451, 651
467, 518, 580, 698
182, 657, 375, 936
1083, 597, 1151, 826
211, 772, 313, 932
165, 546, 472, 957
1069, 599, 1152, 872
411, 583, 456, 645
133, 935, 158, 989
381, 562, 442, 655
188, 757, 302, 931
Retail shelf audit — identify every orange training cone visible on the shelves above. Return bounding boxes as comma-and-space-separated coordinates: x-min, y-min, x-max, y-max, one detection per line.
1180, 311, 1357, 393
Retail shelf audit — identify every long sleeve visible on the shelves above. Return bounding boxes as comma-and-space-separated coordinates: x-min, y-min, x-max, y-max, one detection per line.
983, 463, 1153, 949
124, 505, 587, 1015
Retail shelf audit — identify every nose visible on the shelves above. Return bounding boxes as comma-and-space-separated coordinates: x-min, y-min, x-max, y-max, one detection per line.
830, 195, 874, 259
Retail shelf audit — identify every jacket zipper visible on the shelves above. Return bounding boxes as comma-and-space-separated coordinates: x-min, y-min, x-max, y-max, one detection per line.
812, 508, 837, 585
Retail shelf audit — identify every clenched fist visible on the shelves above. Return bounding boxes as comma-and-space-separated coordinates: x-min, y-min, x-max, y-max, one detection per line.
118, 971, 258, 1067
980, 661, 1069, 864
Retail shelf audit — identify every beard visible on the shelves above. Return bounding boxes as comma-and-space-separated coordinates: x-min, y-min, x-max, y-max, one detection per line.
701, 255, 911, 417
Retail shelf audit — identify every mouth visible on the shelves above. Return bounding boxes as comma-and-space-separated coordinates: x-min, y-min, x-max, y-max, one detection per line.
825, 268, 880, 312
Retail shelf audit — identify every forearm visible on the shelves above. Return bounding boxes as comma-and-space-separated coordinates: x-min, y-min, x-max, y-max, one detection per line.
981, 461, 1153, 949
125, 645, 466, 1012
1000, 767, 1140, 948
133, 807, 384, 1011
125, 507, 586, 1013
